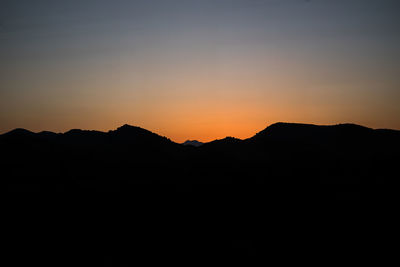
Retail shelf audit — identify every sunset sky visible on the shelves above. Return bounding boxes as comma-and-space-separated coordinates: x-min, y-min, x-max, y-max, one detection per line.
1, 0, 399, 142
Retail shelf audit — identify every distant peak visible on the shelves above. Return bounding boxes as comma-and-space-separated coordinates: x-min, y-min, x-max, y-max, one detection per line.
182, 140, 204, 147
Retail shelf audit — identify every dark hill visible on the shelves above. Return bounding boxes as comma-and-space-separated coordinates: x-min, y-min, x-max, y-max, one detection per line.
108, 124, 175, 147
249, 122, 373, 143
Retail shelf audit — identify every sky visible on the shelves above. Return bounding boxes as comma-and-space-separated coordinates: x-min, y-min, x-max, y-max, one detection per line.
1, 0, 399, 142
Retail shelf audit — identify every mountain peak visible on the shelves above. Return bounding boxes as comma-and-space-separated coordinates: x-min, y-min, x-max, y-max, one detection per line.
120, 124, 134, 128
182, 140, 203, 147
114, 124, 148, 133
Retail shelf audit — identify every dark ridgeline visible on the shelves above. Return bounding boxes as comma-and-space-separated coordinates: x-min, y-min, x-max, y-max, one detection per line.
3, 122, 398, 264
2, 122, 399, 198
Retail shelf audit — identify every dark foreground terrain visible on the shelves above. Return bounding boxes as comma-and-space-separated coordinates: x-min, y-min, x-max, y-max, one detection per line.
2, 122, 399, 264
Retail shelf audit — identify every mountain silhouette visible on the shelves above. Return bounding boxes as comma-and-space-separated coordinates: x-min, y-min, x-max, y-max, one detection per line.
3, 122, 398, 264
1, 122, 399, 200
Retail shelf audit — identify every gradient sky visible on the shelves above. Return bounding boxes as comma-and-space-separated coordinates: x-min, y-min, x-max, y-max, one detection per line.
1, 0, 399, 142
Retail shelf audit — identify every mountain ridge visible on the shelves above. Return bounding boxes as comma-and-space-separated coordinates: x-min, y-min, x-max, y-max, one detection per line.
2, 122, 398, 143
1, 121, 399, 198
